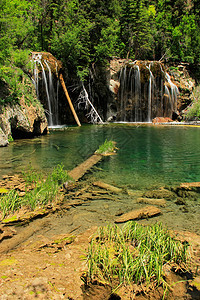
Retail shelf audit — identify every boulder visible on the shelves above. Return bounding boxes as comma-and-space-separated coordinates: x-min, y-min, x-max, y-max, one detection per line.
0, 100, 48, 145
115, 205, 161, 223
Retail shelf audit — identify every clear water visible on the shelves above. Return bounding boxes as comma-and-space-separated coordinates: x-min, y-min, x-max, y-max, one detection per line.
1, 124, 200, 234
1, 124, 200, 187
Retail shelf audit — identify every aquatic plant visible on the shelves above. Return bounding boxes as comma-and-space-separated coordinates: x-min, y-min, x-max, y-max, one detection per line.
0, 190, 20, 218
86, 222, 189, 293
0, 164, 73, 216
95, 140, 116, 155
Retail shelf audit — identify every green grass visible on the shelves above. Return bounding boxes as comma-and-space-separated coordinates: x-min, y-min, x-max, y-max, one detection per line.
0, 164, 73, 217
95, 140, 116, 155
86, 222, 189, 292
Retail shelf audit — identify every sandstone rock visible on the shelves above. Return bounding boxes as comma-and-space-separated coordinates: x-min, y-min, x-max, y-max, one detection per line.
115, 205, 161, 223
109, 79, 120, 95
152, 117, 173, 124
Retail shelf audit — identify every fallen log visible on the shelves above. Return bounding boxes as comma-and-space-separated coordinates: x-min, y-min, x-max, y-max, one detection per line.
180, 182, 200, 189
68, 154, 102, 182
59, 73, 81, 127
93, 181, 122, 193
136, 197, 166, 207
115, 206, 161, 223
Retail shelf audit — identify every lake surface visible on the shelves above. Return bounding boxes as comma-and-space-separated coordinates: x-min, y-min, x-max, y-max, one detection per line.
1, 124, 200, 235
1, 124, 200, 187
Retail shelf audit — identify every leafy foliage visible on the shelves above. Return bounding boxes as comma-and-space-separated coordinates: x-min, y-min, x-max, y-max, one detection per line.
0, 0, 200, 103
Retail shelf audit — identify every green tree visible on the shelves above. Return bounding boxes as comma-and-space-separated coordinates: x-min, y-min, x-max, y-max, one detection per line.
119, 0, 153, 59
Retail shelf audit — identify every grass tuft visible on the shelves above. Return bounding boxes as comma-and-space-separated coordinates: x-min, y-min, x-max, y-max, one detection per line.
95, 140, 117, 155
0, 164, 73, 217
86, 222, 190, 291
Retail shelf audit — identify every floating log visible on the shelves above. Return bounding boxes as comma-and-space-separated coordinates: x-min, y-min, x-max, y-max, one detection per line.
59, 73, 81, 127
115, 206, 161, 223
93, 181, 122, 193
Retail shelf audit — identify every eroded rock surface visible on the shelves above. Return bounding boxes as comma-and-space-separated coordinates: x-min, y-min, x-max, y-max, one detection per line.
0, 99, 47, 146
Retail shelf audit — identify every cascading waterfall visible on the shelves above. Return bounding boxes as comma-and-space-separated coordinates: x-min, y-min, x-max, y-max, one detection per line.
32, 53, 59, 127
118, 61, 179, 122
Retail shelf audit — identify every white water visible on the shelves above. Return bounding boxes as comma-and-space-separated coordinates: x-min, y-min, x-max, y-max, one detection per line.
118, 61, 179, 122
32, 53, 59, 127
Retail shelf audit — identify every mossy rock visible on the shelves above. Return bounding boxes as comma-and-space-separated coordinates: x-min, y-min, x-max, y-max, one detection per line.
174, 188, 198, 201
143, 189, 176, 201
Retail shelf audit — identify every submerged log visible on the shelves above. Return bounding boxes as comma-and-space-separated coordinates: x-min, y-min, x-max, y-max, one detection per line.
137, 197, 166, 207
180, 182, 200, 189
115, 205, 161, 223
68, 154, 102, 182
93, 181, 122, 193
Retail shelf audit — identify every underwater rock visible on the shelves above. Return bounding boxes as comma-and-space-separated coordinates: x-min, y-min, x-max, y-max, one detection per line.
137, 197, 166, 207
115, 205, 161, 223
143, 189, 176, 200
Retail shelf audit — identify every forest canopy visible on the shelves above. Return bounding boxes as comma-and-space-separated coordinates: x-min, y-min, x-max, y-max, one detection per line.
0, 0, 200, 84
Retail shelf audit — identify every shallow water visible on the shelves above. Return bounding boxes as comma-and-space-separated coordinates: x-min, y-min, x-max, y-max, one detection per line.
1, 124, 200, 235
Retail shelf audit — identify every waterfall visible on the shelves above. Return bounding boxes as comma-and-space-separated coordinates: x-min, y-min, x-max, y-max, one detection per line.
117, 61, 179, 122
165, 72, 179, 111
32, 53, 59, 127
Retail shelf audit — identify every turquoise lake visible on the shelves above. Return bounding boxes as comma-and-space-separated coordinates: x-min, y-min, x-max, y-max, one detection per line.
1, 124, 200, 188
1, 124, 200, 235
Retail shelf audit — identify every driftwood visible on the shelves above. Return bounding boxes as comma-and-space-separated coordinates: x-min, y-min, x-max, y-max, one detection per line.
93, 181, 122, 193
115, 206, 161, 223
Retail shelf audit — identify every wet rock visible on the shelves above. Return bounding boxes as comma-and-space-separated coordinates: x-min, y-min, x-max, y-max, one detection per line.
175, 198, 187, 205
144, 188, 176, 200
137, 197, 166, 207
152, 117, 173, 124
115, 205, 161, 223
181, 206, 189, 213
175, 188, 198, 201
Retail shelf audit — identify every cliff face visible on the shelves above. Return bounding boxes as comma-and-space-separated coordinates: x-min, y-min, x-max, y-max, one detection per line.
107, 59, 198, 122
0, 77, 48, 147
